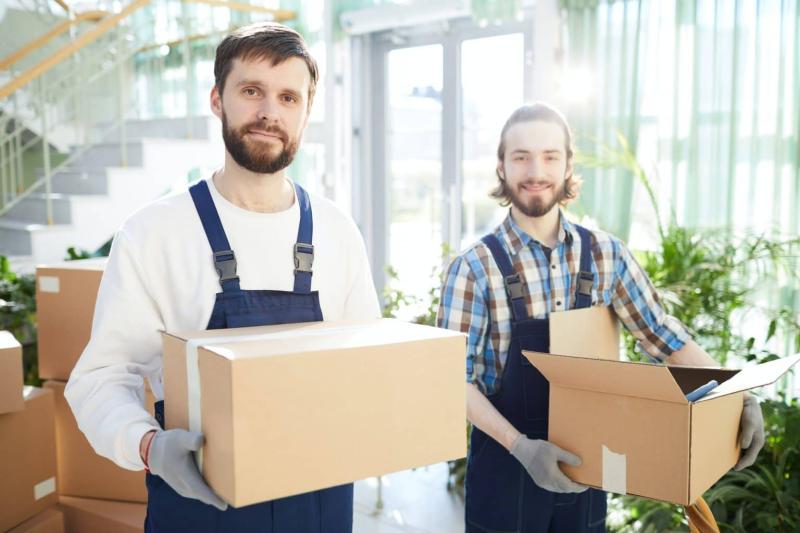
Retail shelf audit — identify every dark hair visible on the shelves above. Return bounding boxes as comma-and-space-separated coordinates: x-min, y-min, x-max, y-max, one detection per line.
490, 102, 582, 206
214, 22, 319, 109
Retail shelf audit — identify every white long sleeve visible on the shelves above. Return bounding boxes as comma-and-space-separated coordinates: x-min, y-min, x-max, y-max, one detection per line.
65, 178, 381, 470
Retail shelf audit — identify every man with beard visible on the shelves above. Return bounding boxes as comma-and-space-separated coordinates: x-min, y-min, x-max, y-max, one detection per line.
65, 22, 379, 533
437, 103, 765, 532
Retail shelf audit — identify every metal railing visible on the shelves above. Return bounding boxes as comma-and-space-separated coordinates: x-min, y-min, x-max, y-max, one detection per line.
0, 0, 294, 224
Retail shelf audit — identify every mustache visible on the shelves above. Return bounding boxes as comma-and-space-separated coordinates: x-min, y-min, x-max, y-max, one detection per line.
241, 122, 289, 143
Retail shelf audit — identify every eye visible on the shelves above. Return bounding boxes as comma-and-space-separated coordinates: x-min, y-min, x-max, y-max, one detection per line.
242, 87, 260, 97
281, 94, 298, 103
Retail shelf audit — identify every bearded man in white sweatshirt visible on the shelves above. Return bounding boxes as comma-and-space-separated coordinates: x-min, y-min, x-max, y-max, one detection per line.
65, 22, 379, 533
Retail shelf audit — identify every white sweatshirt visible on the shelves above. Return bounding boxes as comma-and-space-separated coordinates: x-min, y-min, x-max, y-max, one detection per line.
65, 178, 381, 471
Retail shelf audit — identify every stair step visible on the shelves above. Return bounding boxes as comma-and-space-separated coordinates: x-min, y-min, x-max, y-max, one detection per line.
34, 169, 109, 195
2, 193, 73, 224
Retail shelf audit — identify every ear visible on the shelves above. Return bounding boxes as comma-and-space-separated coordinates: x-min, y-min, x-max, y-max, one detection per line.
210, 85, 223, 119
565, 158, 574, 181
497, 161, 505, 180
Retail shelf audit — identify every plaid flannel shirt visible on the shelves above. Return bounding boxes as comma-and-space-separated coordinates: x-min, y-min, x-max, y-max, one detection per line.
437, 210, 690, 395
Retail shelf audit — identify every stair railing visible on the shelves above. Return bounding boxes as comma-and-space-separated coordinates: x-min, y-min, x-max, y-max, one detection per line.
0, 0, 294, 224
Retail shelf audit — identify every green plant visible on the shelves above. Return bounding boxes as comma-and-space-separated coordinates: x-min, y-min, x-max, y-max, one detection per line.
0, 255, 39, 385
705, 397, 800, 532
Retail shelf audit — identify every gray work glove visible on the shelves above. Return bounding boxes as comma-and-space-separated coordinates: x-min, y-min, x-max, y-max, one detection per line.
734, 394, 765, 471
510, 436, 588, 493
148, 429, 228, 511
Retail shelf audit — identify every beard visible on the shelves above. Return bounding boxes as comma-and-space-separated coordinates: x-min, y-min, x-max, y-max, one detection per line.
221, 113, 298, 174
506, 178, 569, 218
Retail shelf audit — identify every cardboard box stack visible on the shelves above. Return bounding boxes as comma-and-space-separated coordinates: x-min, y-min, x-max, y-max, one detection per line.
34, 259, 148, 532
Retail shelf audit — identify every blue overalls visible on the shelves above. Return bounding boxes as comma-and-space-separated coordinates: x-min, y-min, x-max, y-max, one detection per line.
145, 180, 353, 533
465, 225, 607, 533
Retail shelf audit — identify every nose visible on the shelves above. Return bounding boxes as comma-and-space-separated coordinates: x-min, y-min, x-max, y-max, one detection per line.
527, 157, 544, 179
256, 97, 280, 123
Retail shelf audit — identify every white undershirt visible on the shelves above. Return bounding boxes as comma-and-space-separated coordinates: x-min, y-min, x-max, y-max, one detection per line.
65, 178, 381, 470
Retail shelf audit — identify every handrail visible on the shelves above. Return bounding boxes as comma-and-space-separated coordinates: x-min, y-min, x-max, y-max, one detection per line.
54, 0, 71, 13
0, 10, 108, 71
0, 0, 295, 101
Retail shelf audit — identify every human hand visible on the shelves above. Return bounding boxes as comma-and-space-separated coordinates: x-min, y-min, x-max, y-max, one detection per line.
147, 429, 228, 511
734, 393, 765, 471
510, 436, 588, 493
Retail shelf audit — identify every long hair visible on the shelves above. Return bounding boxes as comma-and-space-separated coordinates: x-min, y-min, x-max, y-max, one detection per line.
490, 102, 582, 206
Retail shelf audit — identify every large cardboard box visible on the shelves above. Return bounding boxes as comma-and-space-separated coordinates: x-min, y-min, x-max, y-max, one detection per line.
162, 318, 467, 508
0, 387, 58, 531
7, 507, 64, 533
59, 496, 145, 533
0, 330, 24, 414
36, 259, 106, 381
44, 381, 152, 503
524, 351, 800, 505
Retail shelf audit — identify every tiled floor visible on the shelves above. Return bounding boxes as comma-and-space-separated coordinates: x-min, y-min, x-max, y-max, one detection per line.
353, 463, 465, 532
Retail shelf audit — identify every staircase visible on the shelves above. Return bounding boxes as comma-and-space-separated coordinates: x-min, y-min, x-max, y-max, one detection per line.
1, 115, 223, 265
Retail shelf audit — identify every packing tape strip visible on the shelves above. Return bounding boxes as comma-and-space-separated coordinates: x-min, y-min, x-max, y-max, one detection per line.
602, 445, 627, 495
38, 276, 60, 293
33, 477, 56, 500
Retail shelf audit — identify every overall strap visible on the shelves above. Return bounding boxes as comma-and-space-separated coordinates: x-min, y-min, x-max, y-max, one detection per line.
573, 224, 595, 309
481, 234, 528, 322
189, 180, 240, 292
292, 183, 314, 294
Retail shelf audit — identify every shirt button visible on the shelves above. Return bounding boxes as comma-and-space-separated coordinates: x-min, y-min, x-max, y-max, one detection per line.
556, 301, 562, 307
551, 264, 556, 270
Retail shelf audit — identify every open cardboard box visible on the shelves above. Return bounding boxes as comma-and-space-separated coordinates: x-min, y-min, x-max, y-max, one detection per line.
523, 351, 800, 505
162, 318, 467, 508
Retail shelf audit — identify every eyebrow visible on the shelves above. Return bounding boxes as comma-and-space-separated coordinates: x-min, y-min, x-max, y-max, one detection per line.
235, 80, 304, 99
509, 149, 563, 155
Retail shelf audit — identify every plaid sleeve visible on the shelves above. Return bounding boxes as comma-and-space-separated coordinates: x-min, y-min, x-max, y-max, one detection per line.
611, 240, 691, 360
437, 255, 490, 392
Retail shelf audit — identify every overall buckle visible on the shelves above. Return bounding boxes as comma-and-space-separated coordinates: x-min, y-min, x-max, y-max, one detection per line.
504, 273, 525, 300
213, 250, 238, 282
577, 271, 593, 297
294, 243, 314, 274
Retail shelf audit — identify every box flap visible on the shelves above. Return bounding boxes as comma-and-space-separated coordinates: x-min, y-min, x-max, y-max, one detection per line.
524, 351, 687, 403
166, 319, 464, 360
550, 306, 620, 360
696, 354, 800, 401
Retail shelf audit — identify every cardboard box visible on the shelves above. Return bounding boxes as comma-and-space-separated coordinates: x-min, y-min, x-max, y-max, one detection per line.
162, 318, 466, 508
0, 387, 58, 531
524, 351, 800, 505
0, 330, 24, 414
36, 259, 106, 381
44, 381, 152, 503
7, 507, 64, 533
59, 496, 145, 533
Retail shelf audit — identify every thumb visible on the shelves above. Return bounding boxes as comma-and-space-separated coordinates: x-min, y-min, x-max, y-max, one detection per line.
739, 426, 754, 450
177, 430, 205, 451
557, 448, 582, 467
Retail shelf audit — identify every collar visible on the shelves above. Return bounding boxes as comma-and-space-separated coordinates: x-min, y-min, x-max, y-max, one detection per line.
498, 209, 575, 256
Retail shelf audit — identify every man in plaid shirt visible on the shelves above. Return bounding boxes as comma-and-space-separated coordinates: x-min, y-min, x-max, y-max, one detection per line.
437, 103, 765, 532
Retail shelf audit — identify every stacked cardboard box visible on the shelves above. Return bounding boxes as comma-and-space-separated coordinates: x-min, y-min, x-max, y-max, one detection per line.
7, 507, 64, 533
0, 385, 59, 531
35, 259, 147, 532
